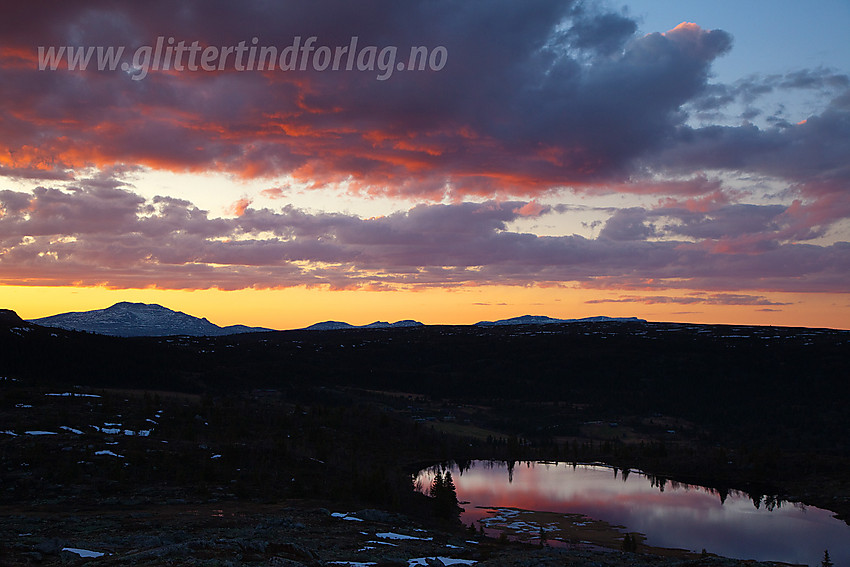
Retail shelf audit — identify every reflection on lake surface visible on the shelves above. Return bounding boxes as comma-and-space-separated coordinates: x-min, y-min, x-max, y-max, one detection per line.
416, 461, 850, 566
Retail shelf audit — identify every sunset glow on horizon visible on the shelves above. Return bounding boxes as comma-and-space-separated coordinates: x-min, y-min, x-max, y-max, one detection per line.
2, 284, 847, 331
2, 1, 849, 330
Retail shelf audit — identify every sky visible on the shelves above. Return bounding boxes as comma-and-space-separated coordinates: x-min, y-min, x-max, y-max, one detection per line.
1, 1, 848, 330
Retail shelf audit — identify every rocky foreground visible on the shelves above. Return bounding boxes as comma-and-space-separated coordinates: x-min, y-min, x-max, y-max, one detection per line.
3, 501, 787, 567
3, 335, 844, 567
0, 384, 829, 567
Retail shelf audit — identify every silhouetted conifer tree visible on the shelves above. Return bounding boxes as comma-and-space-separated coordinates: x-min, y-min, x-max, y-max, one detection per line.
622, 533, 638, 552
430, 469, 462, 521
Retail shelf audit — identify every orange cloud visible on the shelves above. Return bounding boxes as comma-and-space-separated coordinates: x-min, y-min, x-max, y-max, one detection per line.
261, 187, 287, 199
227, 197, 252, 216
513, 201, 547, 217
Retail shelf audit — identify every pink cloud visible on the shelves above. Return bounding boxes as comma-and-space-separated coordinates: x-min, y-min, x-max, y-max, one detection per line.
227, 197, 252, 217
1, 185, 847, 293
261, 187, 287, 199
513, 201, 548, 217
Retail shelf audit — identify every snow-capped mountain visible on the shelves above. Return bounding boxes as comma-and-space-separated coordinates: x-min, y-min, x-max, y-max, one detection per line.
475, 314, 646, 326
302, 320, 424, 331
28, 302, 273, 337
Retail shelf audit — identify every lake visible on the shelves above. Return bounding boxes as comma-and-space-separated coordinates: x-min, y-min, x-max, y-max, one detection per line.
416, 461, 850, 566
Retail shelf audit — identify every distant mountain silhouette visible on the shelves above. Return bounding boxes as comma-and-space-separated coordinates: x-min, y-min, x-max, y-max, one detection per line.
0, 308, 26, 327
302, 320, 424, 331
475, 314, 646, 326
301, 315, 644, 330
23, 303, 645, 338
28, 302, 273, 337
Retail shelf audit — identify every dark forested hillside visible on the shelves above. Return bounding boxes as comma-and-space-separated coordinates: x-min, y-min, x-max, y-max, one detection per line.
3, 317, 849, 454
2, 313, 850, 565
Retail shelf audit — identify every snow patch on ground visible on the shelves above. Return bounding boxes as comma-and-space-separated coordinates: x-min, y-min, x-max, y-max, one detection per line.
25, 430, 57, 435
60, 426, 84, 435
62, 548, 106, 558
376, 532, 433, 541
95, 450, 124, 458
331, 512, 364, 522
408, 557, 476, 566
46, 393, 101, 398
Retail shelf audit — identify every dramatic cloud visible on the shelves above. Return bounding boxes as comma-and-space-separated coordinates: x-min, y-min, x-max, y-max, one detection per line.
2, 1, 845, 200
1, 186, 847, 293
0, 1, 847, 305
0, 1, 741, 196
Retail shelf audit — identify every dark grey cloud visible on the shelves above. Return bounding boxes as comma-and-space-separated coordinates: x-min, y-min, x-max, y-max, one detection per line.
691, 68, 850, 111
653, 90, 850, 198
567, 11, 638, 56
0, 1, 740, 195
598, 208, 658, 241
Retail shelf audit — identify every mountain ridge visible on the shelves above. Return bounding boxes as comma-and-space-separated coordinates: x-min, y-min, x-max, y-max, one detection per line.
28, 302, 274, 337
475, 314, 646, 326
25, 302, 647, 337
302, 320, 424, 331
303, 315, 645, 330
0, 308, 27, 327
